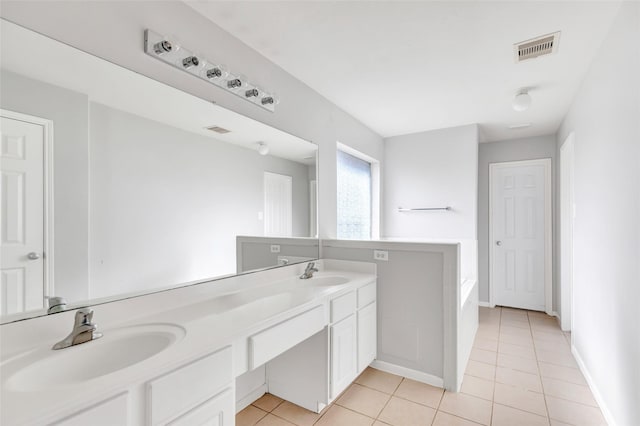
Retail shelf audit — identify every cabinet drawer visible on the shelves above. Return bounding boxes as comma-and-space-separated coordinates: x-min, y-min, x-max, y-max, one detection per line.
54, 393, 128, 426
357, 282, 376, 309
168, 387, 234, 426
147, 346, 233, 425
249, 305, 324, 370
330, 291, 356, 323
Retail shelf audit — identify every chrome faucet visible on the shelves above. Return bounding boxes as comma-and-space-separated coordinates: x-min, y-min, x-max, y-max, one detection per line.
52, 308, 103, 350
300, 262, 319, 279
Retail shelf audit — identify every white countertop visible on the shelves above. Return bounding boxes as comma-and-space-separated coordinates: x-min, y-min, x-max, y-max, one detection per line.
0, 259, 376, 425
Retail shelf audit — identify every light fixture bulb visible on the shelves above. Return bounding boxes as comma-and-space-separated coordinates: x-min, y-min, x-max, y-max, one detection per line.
153, 39, 173, 55
245, 88, 260, 98
227, 74, 248, 90
257, 142, 269, 156
261, 93, 280, 106
203, 63, 228, 80
512, 90, 532, 112
181, 55, 200, 69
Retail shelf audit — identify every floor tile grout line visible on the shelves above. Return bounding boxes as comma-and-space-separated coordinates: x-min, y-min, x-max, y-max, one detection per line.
530, 309, 553, 423
538, 391, 602, 409
488, 306, 502, 425
427, 382, 448, 426
372, 377, 398, 424
353, 380, 401, 396
327, 403, 377, 423
245, 405, 270, 426
388, 391, 442, 411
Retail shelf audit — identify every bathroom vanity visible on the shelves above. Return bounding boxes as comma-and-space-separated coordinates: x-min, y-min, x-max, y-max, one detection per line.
0, 260, 376, 425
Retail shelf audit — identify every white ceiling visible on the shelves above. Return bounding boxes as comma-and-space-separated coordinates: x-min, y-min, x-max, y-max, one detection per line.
1, 20, 317, 164
186, 1, 622, 142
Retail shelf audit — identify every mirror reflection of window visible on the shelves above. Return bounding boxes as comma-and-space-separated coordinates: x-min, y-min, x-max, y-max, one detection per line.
337, 149, 372, 240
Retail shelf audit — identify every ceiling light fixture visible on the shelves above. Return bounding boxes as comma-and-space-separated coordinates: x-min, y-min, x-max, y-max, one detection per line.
144, 29, 279, 112
257, 142, 269, 156
512, 89, 532, 112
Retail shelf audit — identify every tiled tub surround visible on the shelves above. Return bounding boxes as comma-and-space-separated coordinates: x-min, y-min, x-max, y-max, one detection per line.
0, 260, 376, 425
237, 307, 606, 426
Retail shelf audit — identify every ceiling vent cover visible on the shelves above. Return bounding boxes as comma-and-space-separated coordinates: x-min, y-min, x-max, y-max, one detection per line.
205, 125, 231, 134
514, 31, 560, 62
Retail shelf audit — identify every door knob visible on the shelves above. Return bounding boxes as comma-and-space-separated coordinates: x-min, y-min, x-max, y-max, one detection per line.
27, 252, 40, 260
495, 241, 502, 246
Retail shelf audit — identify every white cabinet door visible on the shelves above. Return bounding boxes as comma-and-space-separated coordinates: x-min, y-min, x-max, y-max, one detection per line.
357, 302, 377, 372
53, 393, 128, 426
330, 315, 357, 399
168, 388, 234, 426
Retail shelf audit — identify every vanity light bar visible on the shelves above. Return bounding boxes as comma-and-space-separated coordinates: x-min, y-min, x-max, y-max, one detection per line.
143, 29, 279, 112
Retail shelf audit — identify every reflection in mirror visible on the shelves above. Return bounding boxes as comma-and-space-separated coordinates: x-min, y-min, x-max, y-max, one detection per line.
0, 20, 318, 323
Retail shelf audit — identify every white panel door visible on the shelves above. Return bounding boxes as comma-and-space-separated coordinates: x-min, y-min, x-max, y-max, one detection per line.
490, 160, 550, 312
264, 172, 292, 237
0, 116, 45, 315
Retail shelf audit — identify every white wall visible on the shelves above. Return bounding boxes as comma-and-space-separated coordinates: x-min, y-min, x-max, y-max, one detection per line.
0, 70, 90, 302
0, 1, 385, 240
383, 124, 479, 240
556, 3, 639, 425
477, 135, 557, 308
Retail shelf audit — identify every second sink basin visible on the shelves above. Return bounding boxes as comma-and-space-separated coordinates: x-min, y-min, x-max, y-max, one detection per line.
2, 323, 185, 392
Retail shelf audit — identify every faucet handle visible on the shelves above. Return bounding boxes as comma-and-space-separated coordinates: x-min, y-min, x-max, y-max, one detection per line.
74, 308, 95, 327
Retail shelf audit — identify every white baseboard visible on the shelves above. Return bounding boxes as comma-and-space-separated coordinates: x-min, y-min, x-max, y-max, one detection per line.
370, 360, 444, 388
478, 301, 492, 308
235, 384, 267, 413
571, 345, 617, 426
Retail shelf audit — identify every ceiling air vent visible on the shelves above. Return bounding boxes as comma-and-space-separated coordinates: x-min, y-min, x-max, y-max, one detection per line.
205, 125, 231, 134
514, 31, 560, 63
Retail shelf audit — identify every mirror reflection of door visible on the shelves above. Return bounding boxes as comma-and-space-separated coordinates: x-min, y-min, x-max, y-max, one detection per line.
263, 172, 292, 237
0, 110, 47, 315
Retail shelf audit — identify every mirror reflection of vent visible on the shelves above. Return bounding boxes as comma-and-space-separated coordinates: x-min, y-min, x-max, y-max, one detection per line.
514, 31, 560, 62
205, 125, 231, 134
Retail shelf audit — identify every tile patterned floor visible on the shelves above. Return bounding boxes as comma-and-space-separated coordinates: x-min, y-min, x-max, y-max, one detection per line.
237, 307, 606, 425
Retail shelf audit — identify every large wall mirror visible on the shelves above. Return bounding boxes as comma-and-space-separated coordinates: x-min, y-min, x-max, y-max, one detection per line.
0, 20, 319, 324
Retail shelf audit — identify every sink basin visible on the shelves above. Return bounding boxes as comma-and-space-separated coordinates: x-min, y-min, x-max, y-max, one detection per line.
307, 276, 349, 286
2, 323, 185, 392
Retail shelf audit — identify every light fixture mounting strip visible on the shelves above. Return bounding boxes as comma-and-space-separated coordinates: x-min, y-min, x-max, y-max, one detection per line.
143, 29, 276, 112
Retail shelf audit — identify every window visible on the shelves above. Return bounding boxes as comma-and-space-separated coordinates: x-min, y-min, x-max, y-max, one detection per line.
337, 149, 371, 239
